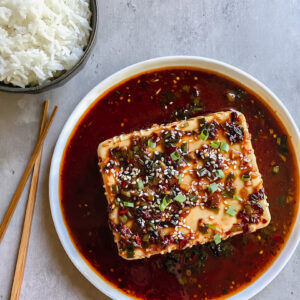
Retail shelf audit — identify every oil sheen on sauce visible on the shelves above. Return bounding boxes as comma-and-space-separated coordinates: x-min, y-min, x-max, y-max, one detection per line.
60, 68, 298, 300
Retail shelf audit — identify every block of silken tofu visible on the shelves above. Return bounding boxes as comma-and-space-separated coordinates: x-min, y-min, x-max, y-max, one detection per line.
97, 110, 271, 260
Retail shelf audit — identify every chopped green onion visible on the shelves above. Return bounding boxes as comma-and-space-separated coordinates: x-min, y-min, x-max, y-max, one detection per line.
279, 195, 286, 205
119, 215, 128, 224
210, 207, 220, 214
159, 196, 171, 211
272, 165, 280, 174
124, 201, 134, 208
128, 150, 134, 159
178, 173, 183, 184
142, 234, 150, 242
276, 137, 281, 145
198, 117, 206, 125
126, 245, 134, 258
214, 233, 221, 245
194, 107, 204, 112
208, 182, 218, 193
181, 142, 188, 154
199, 129, 209, 141
112, 185, 119, 194
182, 85, 190, 93
170, 151, 181, 161
174, 193, 186, 203
211, 141, 220, 149
199, 226, 208, 233
233, 195, 242, 201
216, 169, 225, 178
147, 139, 156, 149
220, 142, 229, 152
207, 224, 217, 230
137, 179, 144, 190
222, 188, 236, 199
242, 174, 251, 181
225, 172, 235, 184
278, 134, 289, 155
226, 205, 237, 216
188, 193, 198, 202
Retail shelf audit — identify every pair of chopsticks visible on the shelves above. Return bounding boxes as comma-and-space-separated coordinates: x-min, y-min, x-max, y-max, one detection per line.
0, 100, 57, 300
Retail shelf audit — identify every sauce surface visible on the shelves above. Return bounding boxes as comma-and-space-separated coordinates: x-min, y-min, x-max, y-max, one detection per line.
60, 68, 298, 299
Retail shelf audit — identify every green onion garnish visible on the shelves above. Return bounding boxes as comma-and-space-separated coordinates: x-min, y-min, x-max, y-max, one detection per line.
279, 195, 286, 205
112, 185, 119, 194
188, 193, 198, 202
126, 245, 134, 258
214, 233, 221, 245
137, 179, 144, 190
208, 182, 218, 193
178, 174, 183, 184
276, 137, 281, 145
142, 234, 150, 242
182, 85, 190, 93
233, 195, 242, 201
211, 141, 220, 149
159, 196, 171, 211
174, 193, 186, 203
124, 201, 134, 208
272, 165, 279, 174
226, 205, 237, 216
147, 139, 156, 149
200, 129, 209, 141
216, 169, 225, 178
242, 174, 251, 181
199, 226, 208, 234
181, 142, 188, 154
119, 215, 128, 224
170, 151, 181, 161
207, 224, 217, 230
220, 142, 229, 152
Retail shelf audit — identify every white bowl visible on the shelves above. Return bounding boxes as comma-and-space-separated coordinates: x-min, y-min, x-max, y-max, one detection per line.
49, 56, 300, 300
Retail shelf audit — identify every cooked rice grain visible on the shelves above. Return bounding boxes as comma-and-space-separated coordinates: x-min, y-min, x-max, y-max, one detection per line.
0, 0, 92, 87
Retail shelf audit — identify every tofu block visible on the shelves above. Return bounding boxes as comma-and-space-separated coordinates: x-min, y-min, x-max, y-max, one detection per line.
98, 110, 271, 260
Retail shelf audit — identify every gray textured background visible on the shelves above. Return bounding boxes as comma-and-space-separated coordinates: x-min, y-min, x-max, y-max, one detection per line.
0, 1, 299, 299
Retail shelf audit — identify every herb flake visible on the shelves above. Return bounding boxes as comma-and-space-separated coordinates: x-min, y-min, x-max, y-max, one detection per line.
174, 193, 186, 203
226, 205, 237, 216
214, 233, 221, 245
208, 182, 218, 194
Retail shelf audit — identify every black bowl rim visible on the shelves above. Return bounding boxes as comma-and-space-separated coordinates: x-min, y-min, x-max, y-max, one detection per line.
0, 0, 98, 94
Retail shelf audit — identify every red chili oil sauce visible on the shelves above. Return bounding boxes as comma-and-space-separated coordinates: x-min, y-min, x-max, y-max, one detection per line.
60, 68, 299, 300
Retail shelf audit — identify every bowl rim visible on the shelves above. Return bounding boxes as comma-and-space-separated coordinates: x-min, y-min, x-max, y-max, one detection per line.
0, 0, 98, 94
49, 56, 300, 300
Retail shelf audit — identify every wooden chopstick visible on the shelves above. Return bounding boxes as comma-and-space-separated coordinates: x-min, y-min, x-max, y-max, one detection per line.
0, 104, 58, 244
10, 100, 49, 300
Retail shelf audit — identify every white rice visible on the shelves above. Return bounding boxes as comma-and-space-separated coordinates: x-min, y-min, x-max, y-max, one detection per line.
0, 0, 92, 88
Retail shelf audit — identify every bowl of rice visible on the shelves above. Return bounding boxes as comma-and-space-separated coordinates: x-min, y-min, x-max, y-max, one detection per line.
0, 0, 98, 94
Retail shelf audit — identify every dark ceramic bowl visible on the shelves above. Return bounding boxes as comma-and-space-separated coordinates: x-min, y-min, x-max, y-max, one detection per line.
0, 0, 98, 94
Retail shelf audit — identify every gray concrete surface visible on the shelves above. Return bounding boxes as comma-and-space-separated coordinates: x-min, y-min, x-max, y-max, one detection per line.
0, 0, 299, 299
